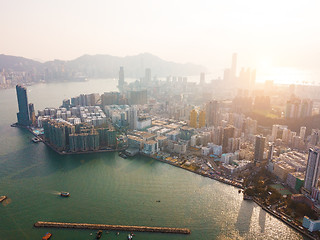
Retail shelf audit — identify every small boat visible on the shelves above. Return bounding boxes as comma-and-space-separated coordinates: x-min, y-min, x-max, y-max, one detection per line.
119, 152, 128, 159
116, 232, 120, 235
32, 137, 40, 143
96, 230, 103, 239
60, 192, 70, 197
127, 234, 133, 240
42, 232, 52, 240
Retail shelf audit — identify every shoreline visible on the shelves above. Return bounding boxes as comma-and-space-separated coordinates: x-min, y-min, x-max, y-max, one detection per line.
140, 152, 243, 189
252, 197, 316, 240
11, 123, 317, 239
141, 153, 318, 240
11, 123, 125, 155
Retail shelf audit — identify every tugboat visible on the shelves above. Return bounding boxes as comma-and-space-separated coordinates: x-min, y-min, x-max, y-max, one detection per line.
96, 230, 103, 239
60, 192, 70, 197
42, 232, 52, 240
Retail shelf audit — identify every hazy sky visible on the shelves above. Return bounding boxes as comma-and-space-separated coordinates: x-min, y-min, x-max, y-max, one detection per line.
1, 0, 320, 83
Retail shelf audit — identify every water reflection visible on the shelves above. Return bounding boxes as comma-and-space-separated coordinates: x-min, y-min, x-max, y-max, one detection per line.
259, 208, 266, 233
235, 200, 254, 236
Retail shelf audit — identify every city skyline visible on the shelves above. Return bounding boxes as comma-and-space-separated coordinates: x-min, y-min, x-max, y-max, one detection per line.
1, 0, 320, 84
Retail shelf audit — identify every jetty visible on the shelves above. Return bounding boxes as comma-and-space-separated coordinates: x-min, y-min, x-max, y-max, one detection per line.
0, 196, 7, 203
34, 221, 191, 234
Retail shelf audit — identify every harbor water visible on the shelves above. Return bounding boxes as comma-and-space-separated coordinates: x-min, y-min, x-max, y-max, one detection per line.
0, 79, 305, 239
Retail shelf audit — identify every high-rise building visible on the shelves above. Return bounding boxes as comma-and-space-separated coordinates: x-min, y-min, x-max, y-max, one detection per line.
268, 142, 274, 162
145, 68, 151, 83
300, 126, 306, 140
254, 135, 265, 162
198, 110, 206, 128
222, 126, 235, 153
271, 124, 280, 141
304, 148, 320, 193
200, 72, 205, 85
223, 68, 230, 83
28, 103, 36, 126
206, 100, 219, 127
118, 66, 125, 91
231, 53, 237, 82
16, 85, 30, 126
128, 90, 147, 105
189, 109, 197, 128
128, 106, 138, 130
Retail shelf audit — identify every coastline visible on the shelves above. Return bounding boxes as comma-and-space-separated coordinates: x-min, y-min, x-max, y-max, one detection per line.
11, 123, 125, 155
11, 122, 318, 239
252, 197, 316, 240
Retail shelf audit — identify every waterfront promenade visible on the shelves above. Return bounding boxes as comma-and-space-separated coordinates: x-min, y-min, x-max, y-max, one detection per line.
252, 198, 317, 240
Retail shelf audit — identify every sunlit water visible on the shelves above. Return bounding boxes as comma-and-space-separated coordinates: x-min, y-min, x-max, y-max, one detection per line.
0, 79, 305, 239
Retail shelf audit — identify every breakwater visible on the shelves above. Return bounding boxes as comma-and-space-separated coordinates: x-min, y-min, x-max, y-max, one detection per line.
34, 221, 191, 234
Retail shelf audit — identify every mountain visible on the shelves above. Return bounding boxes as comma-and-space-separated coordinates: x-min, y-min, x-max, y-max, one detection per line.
0, 53, 206, 81
0, 54, 43, 72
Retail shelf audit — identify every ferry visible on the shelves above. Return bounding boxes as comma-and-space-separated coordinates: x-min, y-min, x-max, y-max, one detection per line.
32, 137, 40, 143
60, 192, 70, 197
42, 232, 52, 240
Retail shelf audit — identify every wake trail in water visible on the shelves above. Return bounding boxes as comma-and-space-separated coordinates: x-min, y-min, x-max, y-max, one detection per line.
47, 190, 60, 195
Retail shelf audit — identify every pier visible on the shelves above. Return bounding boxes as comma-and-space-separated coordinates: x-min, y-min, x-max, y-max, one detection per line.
0, 196, 7, 203
34, 221, 191, 234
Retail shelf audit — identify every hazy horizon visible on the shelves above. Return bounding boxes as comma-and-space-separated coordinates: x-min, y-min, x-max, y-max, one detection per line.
2, 0, 320, 84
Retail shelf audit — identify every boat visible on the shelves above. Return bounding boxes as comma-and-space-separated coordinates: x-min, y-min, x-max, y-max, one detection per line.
96, 230, 103, 239
32, 137, 40, 143
60, 192, 70, 197
116, 232, 120, 235
119, 152, 128, 159
127, 234, 133, 240
42, 232, 52, 240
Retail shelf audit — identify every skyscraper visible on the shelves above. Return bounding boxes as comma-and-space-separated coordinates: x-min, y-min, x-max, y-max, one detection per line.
198, 110, 206, 128
300, 126, 307, 140
222, 126, 235, 153
128, 106, 138, 130
189, 109, 197, 128
118, 66, 125, 91
145, 68, 151, 83
254, 135, 265, 162
200, 72, 205, 85
28, 103, 36, 126
231, 53, 237, 82
271, 124, 280, 141
267, 142, 274, 163
16, 85, 30, 126
304, 148, 320, 193
205, 100, 219, 127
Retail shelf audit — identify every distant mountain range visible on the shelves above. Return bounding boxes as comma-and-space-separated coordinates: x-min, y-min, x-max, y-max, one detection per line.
0, 53, 206, 81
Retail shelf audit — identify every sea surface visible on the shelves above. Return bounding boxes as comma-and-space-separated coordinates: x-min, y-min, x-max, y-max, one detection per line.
0, 79, 305, 239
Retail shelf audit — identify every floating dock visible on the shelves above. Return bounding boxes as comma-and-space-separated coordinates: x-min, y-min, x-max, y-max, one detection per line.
0, 196, 7, 203
34, 221, 191, 234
